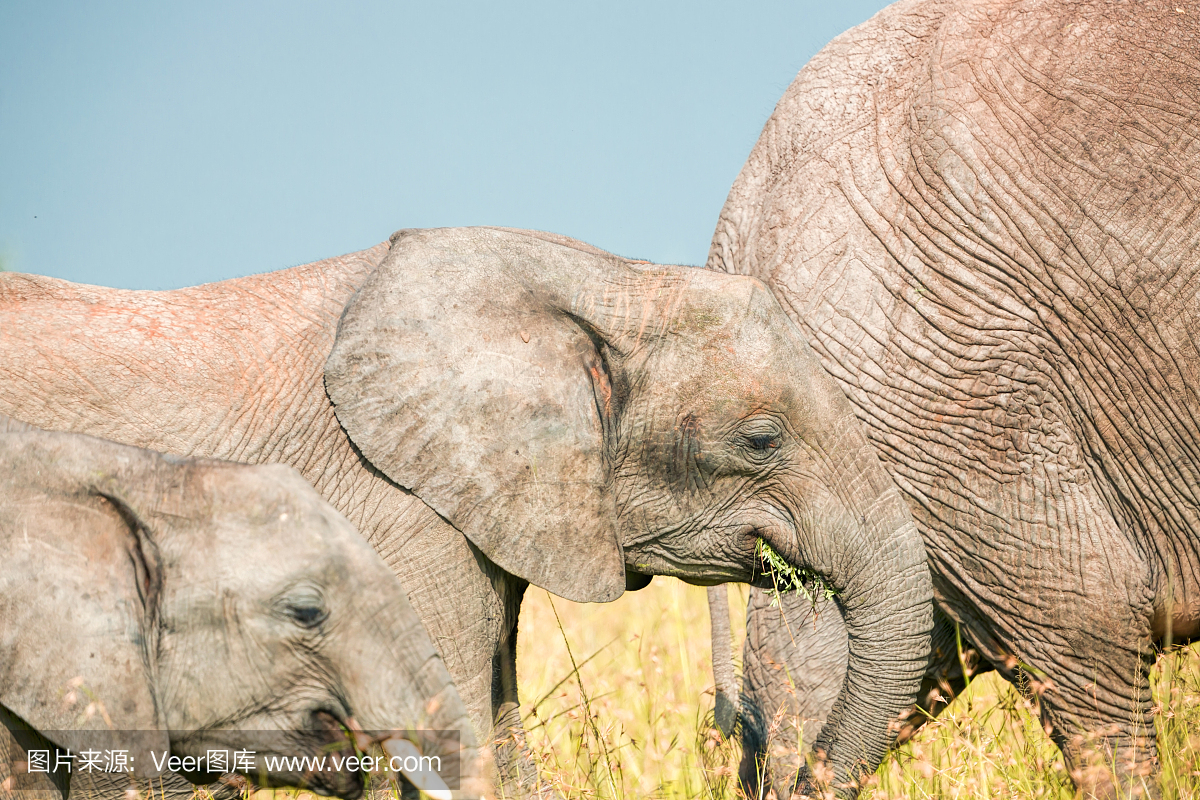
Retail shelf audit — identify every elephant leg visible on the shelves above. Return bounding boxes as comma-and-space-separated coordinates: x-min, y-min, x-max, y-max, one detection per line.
487, 576, 551, 799
707, 585, 739, 738
355, 491, 528, 795
485, 575, 573, 800
1002, 622, 1158, 799
936, 489, 1158, 799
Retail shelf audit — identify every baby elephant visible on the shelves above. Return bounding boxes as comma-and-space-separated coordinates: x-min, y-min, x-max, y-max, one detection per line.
0, 416, 481, 800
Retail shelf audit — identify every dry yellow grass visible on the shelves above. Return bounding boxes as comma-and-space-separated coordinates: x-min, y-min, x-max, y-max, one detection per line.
517, 579, 1200, 800
517, 580, 747, 799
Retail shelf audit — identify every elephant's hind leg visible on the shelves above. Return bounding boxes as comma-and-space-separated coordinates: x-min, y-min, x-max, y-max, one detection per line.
939, 481, 1160, 799
1015, 622, 1159, 800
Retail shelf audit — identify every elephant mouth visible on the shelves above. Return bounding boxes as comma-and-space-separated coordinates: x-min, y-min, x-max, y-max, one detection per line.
190, 708, 455, 800
750, 537, 837, 601
735, 502, 838, 600
165, 712, 368, 799
623, 499, 818, 587
223, 709, 367, 799
342, 716, 457, 800
231, 710, 454, 800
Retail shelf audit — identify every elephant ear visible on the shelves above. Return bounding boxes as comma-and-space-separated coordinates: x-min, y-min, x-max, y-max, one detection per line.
325, 227, 628, 602
0, 430, 171, 773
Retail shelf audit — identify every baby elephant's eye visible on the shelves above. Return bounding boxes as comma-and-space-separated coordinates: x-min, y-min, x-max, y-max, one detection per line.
287, 603, 328, 629
276, 586, 329, 629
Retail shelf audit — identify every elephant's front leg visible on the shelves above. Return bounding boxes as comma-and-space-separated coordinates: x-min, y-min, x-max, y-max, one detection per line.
485, 572, 549, 798
365, 490, 553, 798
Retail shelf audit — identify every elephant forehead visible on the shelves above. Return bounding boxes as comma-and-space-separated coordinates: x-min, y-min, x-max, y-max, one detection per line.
200, 478, 356, 566
641, 336, 813, 425
652, 364, 795, 419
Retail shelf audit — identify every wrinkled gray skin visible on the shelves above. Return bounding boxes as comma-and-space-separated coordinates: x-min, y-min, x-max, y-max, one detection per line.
0, 226, 931, 797
0, 416, 480, 800
708, 0, 1200, 796
732, 597, 973, 799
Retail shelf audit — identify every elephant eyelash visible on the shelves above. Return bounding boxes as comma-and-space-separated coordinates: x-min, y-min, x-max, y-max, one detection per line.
275, 586, 330, 629
745, 433, 781, 451
738, 425, 784, 461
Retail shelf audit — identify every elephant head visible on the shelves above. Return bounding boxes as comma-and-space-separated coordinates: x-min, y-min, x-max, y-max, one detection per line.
0, 421, 481, 799
324, 226, 933, 793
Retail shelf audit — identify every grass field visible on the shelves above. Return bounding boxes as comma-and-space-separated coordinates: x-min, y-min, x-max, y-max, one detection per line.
516, 580, 1200, 800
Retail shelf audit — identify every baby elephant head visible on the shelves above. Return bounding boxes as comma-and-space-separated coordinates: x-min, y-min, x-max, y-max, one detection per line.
326, 227, 932, 792
0, 424, 480, 799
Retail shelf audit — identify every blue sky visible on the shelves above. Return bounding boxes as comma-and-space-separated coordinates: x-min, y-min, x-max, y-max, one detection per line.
1, 1, 892, 289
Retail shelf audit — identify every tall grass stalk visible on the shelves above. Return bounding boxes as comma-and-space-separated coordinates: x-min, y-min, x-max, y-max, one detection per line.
518, 581, 746, 799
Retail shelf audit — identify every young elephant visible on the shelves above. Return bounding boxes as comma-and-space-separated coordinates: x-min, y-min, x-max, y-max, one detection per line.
708, 0, 1200, 796
0, 226, 933, 797
0, 416, 480, 800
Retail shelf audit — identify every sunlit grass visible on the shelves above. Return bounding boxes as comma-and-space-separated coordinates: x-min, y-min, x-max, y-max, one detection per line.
519, 581, 1200, 800
865, 673, 1076, 800
176, 582, 1200, 800
516, 581, 747, 799
864, 646, 1200, 799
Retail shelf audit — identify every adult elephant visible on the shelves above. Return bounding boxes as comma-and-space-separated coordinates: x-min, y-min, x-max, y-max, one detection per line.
0, 227, 932, 797
707, 0, 1200, 796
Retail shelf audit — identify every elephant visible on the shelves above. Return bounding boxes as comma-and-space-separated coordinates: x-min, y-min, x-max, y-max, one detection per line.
706, 0, 1200, 795
0, 415, 480, 800
0, 226, 933, 797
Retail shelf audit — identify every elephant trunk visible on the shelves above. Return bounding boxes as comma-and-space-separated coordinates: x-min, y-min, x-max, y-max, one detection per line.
763, 437, 932, 797
335, 589, 488, 799
707, 585, 740, 738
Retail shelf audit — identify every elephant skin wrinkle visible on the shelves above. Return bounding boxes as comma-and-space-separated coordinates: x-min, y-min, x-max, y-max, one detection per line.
710, 0, 1200, 796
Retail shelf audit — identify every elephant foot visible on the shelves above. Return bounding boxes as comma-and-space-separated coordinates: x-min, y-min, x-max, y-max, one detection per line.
1061, 734, 1159, 800
489, 701, 563, 800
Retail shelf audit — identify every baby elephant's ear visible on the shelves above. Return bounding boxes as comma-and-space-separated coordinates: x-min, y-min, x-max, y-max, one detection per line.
325, 227, 629, 603
0, 432, 170, 773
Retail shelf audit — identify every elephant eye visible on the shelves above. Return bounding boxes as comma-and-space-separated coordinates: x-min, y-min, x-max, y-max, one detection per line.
287, 603, 328, 629
738, 422, 784, 462
746, 433, 781, 451
277, 586, 329, 629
